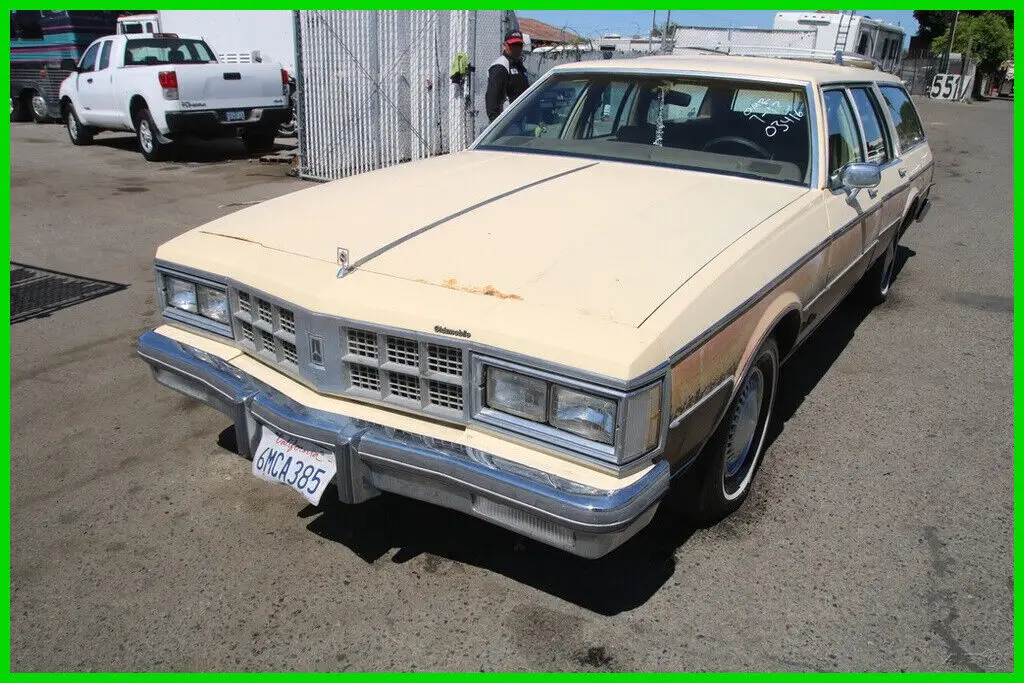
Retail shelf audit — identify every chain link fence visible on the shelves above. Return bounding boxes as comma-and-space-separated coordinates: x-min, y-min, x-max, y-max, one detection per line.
295, 10, 510, 181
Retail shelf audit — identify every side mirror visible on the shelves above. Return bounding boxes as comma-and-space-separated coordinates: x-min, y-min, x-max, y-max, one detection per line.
60, 58, 77, 72
836, 162, 881, 203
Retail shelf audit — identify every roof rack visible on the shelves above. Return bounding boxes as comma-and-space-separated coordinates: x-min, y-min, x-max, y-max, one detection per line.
668, 44, 888, 71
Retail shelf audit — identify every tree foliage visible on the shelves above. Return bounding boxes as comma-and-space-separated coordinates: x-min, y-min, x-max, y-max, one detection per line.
930, 12, 1014, 75
914, 10, 1014, 45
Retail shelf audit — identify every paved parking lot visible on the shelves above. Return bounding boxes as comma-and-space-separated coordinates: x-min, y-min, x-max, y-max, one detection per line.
10, 99, 1013, 672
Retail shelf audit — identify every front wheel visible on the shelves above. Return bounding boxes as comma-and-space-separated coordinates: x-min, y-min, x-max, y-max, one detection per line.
135, 108, 171, 161
689, 336, 779, 524
65, 105, 94, 145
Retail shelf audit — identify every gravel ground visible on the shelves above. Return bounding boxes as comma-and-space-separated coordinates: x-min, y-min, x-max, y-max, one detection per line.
10, 97, 1013, 672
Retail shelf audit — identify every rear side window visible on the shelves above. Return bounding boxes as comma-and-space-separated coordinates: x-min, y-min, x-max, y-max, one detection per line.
848, 87, 891, 164
824, 90, 864, 177
879, 85, 926, 151
78, 42, 100, 73
124, 38, 216, 66
98, 40, 112, 70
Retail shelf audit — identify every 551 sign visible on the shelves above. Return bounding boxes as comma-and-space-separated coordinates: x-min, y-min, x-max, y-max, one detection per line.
930, 73, 962, 100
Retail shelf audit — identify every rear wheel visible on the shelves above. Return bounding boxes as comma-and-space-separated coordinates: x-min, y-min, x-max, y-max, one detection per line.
11, 94, 31, 122
688, 337, 779, 524
859, 233, 897, 306
65, 104, 94, 146
242, 127, 276, 154
135, 108, 171, 161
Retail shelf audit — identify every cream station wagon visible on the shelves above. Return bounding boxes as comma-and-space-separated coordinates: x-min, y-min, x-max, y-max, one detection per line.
137, 54, 933, 558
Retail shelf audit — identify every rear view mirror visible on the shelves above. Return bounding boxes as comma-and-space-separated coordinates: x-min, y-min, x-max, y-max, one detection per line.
837, 162, 881, 203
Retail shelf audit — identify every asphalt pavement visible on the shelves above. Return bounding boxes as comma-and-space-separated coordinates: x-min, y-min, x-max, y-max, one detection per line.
10, 100, 1014, 672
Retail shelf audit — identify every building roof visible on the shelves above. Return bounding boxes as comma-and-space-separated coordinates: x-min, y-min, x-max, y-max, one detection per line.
552, 54, 904, 85
518, 17, 582, 45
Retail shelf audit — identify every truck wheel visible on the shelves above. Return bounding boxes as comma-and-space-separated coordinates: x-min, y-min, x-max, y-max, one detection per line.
30, 91, 51, 123
688, 336, 779, 524
65, 105, 94, 146
242, 128, 276, 154
135, 108, 170, 161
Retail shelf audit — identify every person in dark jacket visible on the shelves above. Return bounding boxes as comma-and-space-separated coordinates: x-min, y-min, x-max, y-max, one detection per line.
486, 30, 529, 122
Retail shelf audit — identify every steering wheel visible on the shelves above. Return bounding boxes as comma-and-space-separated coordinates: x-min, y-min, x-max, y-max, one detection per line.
701, 135, 771, 159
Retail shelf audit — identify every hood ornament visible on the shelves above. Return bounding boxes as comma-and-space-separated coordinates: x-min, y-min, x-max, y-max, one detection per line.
336, 247, 350, 278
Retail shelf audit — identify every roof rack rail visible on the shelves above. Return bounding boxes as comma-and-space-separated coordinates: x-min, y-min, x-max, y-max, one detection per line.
668, 44, 889, 71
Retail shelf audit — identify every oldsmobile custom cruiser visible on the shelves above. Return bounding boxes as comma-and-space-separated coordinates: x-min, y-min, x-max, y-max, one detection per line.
137, 55, 934, 558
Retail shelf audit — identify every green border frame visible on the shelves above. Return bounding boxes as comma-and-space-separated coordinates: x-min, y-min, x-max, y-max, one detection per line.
1, 4, 1017, 674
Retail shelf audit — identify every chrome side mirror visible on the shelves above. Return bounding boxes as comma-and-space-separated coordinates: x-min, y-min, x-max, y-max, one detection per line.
835, 162, 881, 204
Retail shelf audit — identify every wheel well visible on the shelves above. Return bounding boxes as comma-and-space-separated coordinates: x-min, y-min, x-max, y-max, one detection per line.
129, 95, 148, 124
60, 96, 72, 116
772, 309, 802, 360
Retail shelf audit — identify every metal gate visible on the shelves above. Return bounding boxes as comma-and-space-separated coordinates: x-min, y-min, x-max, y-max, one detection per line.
294, 10, 510, 181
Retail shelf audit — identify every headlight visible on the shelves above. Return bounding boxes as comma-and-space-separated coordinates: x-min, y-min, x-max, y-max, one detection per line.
197, 286, 229, 323
166, 276, 197, 313
550, 386, 616, 445
479, 360, 663, 466
486, 367, 548, 421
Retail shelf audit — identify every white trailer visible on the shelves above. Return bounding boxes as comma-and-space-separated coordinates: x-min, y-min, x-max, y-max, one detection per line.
773, 11, 905, 71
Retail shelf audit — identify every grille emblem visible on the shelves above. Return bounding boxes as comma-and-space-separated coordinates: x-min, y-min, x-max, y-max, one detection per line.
309, 335, 324, 366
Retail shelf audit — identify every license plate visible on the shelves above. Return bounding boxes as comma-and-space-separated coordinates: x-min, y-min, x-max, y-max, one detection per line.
225, 110, 245, 122
252, 425, 336, 506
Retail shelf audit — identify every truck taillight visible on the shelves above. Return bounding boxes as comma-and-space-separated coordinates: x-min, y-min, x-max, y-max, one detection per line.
281, 69, 289, 96
158, 71, 178, 100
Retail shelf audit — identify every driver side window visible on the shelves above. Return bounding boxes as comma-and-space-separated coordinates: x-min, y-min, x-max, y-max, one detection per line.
78, 42, 100, 73
824, 89, 864, 178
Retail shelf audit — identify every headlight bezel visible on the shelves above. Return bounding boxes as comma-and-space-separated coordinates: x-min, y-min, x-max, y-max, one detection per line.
156, 265, 233, 338
471, 355, 665, 468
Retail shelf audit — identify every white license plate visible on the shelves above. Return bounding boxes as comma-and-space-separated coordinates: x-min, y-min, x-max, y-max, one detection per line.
225, 110, 245, 122
252, 425, 336, 506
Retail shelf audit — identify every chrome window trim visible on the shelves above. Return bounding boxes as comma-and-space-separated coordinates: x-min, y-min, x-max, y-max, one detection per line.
471, 67, 819, 190
821, 85, 867, 180
155, 265, 232, 339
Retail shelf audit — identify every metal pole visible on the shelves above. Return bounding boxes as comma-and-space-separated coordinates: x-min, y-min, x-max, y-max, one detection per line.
943, 10, 959, 73
651, 10, 657, 54
662, 10, 670, 53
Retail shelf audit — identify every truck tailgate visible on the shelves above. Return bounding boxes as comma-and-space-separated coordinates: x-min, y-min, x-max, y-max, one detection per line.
174, 63, 286, 109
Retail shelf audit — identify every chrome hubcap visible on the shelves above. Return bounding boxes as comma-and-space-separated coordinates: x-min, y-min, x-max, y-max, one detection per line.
723, 367, 764, 489
139, 119, 153, 152
31, 95, 47, 118
67, 113, 78, 139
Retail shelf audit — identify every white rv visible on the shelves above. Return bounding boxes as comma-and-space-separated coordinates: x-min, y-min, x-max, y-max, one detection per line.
774, 11, 905, 71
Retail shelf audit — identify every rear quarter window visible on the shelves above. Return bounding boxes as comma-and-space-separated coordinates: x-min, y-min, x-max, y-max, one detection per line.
879, 85, 926, 151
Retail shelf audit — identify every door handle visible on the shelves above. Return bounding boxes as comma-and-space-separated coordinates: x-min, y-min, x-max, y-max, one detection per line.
868, 189, 878, 199
86, 78, 93, 84
898, 167, 907, 177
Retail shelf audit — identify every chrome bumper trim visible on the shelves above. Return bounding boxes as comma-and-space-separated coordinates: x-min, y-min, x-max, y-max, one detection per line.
136, 330, 669, 558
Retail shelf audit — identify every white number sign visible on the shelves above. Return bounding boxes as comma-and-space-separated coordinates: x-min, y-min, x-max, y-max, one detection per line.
930, 74, 962, 100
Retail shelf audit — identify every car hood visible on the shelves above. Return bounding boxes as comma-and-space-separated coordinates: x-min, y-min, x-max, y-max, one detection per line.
198, 150, 808, 328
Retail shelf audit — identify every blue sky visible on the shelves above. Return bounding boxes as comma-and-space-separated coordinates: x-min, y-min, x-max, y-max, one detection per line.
518, 10, 919, 45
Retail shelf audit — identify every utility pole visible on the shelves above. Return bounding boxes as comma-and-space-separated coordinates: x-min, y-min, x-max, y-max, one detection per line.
651, 10, 657, 54
662, 9, 671, 53
943, 9, 960, 73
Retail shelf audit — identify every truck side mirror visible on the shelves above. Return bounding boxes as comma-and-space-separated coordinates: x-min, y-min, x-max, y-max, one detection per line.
60, 58, 77, 72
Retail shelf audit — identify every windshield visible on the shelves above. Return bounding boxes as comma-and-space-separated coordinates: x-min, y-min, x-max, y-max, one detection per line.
124, 38, 216, 66
477, 72, 812, 186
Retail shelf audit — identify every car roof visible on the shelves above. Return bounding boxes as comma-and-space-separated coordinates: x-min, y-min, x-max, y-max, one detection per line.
550, 54, 904, 86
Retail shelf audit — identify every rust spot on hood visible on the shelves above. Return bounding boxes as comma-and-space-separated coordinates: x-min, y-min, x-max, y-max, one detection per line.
439, 278, 523, 301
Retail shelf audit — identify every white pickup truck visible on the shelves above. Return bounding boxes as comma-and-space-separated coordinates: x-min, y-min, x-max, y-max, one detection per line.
58, 32, 291, 160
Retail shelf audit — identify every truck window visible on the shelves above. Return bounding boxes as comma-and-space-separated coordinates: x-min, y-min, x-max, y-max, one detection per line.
98, 40, 112, 70
78, 42, 100, 73
124, 38, 217, 66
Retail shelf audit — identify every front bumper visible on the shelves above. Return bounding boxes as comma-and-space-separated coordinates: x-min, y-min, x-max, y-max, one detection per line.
136, 330, 669, 558
164, 106, 291, 137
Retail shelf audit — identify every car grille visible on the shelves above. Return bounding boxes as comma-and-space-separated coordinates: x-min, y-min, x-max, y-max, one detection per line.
231, 286, 467, 420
